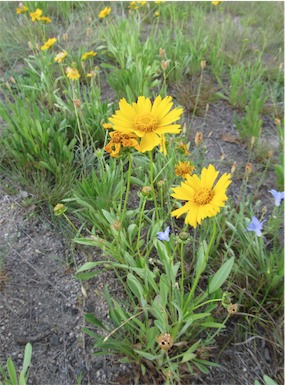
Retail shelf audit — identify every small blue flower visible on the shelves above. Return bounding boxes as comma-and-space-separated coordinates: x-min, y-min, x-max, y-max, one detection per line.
157, 226, 170, 242
246, 216, 265, 237
269, 189, 285, 207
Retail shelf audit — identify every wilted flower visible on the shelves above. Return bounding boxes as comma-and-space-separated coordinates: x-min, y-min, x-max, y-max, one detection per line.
175, 161, 195, 178
65, 67, 80, 80
245, 162, 253, 175
105, 131, 140, 157
157, 226, 170, 242
73, 99, 81, 108
246, 216, 265, 237
231, 161, 237, 174
161, 59, 170, 71
54, 51, 68, 63
81, 51, 97, 61
63, 32, 69, 41
159, 48, 166, 58
227, 303, 238, 314
177, 141, 190, 155
41, 38, 56, 51
200, 60, 207, 70
98, 6, 111, 18
269, 189, 285, 207
156, 333, 174, 352
195, 132, 203, 146
274, 118, 281, 126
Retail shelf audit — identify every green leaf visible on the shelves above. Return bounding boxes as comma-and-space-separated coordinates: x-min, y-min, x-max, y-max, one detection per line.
75, 262, 103, 273
134, 350, 160, 361
201, 322, 226, 328
19, 372, 27, 385
7, 357, 17, 385
254, 381, 262, 385
263, 375, 279, 385
21, 343, 32, 377
75, 271, 101, 281
85, 314, 107, 330
208, 257, 235, 294
127, 273, 145, 301
181, 351, 196, 363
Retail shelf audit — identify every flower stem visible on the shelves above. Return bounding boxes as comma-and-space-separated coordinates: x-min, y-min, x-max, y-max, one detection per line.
121, 154, 132, 227
148, 151, 159, 220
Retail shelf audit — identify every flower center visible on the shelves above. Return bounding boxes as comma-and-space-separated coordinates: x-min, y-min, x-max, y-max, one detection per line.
194, 188, 214, 205
134, 114, 159, 132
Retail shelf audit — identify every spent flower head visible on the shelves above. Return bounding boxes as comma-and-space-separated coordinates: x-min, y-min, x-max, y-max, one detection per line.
156, 333, 174, 352
175, 161, 195, 178
54, 51, 68, 63
246, 216, 265, 237
269, 189, 285, 207
66, 67, 80, 80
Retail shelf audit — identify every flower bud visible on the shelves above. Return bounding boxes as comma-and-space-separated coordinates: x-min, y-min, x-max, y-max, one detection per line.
53, 203, 67, 216
141, 186, 152, 197
195, 132, 203, 146
231, 161, 237, 174
159, 47, 166, 58
178, 231, 190, 241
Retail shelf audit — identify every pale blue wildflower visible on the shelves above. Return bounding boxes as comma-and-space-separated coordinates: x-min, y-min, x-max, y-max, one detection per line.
246, 216, 265, 237
269, 189, 285, 207
157, 226, 170, 242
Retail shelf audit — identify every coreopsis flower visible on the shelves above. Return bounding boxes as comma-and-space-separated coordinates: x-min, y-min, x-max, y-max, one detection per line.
16, 4, 29, 14
102, 123, 113, 130
41, 38, 57, 51
104, 131, 140, 158
129, 1, 139, 10
172, 164, 231, 228
175, 161, 195, 178
269, 189, 285, 207
81, 51, 97, 61
156, 333, 174, 352
246, 216, 265, 237
38, 16, 51, 23
65, 67, 80, 80
30, 8, 43, 21
211, 1, 222, 4
54, 51, 68, 63
98, 6, 111, 18
157, 226, 170, 241
108, 95, 183, 153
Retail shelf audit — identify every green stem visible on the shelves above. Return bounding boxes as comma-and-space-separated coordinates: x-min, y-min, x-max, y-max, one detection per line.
149, 151, 159, 220
136, 196, 147, 257
121, 154, 133, 227
63, 213, 78, 233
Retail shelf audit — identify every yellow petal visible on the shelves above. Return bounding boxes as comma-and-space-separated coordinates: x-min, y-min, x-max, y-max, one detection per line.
139, 132, 160, 152
159, 108, 183, 126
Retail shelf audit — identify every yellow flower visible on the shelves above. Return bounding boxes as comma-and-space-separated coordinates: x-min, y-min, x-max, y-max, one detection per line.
105, 131, 140, 157
81, 51, 97, 61
30, 8, 42, 21
171, 164, 231, 228
98, 6, 111, 19
175, 161, 195, 178
211, 1, 222, 4
41, 38, 57, 51
102, 123, 113, 130
65, 67, 80, 80
54, 51, 68, 63
38, 16, 51, 23
129, 1, 139, 10
16, 4, 29, 14
109, 95, 183, 153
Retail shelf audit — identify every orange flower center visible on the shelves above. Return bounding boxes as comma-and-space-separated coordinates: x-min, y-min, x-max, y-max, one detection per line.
194, 188, 214, 205
134, 114, 159, 132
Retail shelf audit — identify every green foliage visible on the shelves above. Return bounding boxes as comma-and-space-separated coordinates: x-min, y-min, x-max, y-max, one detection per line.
0, 344, 32, 385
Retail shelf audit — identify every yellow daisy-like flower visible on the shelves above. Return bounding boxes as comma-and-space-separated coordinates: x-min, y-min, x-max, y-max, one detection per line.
211, 1, 222, 4
109, 96, 183, 153
30, 8, 42, 21
175, 161, 195, 178
16, 4, 29, 14
54, 51, 68, 63
129, 1, 139, 10
171, 164, 231, 228
41, 38, 57, 51
81, 51, 97, 61
66, 67, 80, 80
98, 6, 111, 19
105, 131, 140, 158
38, 16, 51, 23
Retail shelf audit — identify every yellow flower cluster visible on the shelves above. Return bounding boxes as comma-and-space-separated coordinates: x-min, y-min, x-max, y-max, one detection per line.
30, 8, 51, 23
105, 131, 140, 158
41, 38, 57, 51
